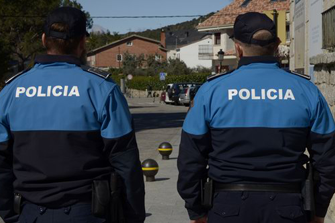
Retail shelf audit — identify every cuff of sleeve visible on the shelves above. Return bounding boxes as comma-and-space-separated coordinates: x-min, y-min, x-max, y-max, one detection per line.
187, 207, 207, 220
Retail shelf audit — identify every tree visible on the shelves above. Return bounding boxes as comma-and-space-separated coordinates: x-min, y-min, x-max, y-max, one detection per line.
86, 31, 122, 52
122, 52, 146, 75
0, 0, 92, 73
0, 39, 11, 85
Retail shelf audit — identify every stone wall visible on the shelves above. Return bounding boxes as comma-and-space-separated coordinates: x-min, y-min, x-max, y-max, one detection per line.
310, 53, 335, 222
310, 53, 335, 117
125, 89, 163, 99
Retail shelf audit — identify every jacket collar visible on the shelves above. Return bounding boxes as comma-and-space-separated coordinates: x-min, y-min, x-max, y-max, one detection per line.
238, 56, 280, 68
35, 54, 81, 66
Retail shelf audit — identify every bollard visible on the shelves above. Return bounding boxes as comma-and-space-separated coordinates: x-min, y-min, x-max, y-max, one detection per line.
158, 142, 173, 160
142, 159, 159, 182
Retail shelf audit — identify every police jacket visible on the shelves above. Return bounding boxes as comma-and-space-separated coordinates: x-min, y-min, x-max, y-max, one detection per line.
177, 56, 335, 220
0, 55, 145, 223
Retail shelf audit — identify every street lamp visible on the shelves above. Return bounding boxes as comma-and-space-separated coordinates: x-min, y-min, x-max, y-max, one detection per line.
217, 49, 225, 73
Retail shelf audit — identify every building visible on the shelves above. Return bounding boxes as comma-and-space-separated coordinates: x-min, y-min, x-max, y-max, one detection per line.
166, 30, 213, 69
197, 0, 290, 72
87, 34, 167, 69
177, 35, 213, 69
166, 32, 213, 69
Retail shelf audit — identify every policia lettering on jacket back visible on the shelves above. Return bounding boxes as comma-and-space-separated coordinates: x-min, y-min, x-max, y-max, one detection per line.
177, 12, 335, 223
0, 7, 145, 223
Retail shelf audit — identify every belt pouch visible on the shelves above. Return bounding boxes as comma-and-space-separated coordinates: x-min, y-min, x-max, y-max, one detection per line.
201, 178, 213, 209
14, 193, 22, 214
92, 180, 110, 218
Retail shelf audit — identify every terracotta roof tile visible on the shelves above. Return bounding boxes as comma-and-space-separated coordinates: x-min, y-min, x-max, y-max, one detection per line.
198, 0, 290, 29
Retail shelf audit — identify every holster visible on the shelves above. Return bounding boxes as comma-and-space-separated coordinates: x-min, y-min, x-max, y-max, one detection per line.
92, 172, 125, 223
14, 193, 22, 215
201, 177, 213, 209
302, 162, 316, 221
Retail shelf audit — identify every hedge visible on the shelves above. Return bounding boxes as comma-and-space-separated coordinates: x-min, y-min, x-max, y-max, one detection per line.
110, 73, 210, 91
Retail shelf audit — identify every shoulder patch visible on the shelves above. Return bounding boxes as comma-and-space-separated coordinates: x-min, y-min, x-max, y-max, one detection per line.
207, 70, 235, 81
5, 68, 31, 84
287, 70, 311, 80
81, 65, 110, 79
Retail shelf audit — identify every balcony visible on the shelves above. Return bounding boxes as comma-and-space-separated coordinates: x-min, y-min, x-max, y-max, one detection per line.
198, 44, 213, 60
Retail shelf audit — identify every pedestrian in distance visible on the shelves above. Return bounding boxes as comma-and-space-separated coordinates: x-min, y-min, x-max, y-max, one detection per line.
0, 7, 145, 223
177, 12, 335, 223
147, 85, 153, 98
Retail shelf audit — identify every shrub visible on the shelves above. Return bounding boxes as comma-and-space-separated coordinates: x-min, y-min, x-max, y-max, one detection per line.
110, 73, 209, 91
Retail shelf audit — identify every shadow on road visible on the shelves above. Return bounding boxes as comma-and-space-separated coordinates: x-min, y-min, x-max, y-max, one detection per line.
133, 112, 186, 132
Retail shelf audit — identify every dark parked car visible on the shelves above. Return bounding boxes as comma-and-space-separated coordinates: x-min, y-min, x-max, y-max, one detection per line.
168, 83, 200, 105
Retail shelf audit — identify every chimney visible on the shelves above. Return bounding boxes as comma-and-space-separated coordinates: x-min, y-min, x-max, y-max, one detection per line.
161, 29, 166, 48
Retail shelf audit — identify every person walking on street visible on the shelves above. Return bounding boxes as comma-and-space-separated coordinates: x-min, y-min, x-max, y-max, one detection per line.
147, 85, 153, 98
0, 7, 145, 223
177, 12, 335, 223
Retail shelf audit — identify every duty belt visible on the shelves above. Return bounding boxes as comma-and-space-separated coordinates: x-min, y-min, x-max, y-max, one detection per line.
215, 183, 301, 193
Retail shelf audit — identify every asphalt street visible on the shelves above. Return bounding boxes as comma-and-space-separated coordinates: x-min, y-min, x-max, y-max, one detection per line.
128, 97, 189, 223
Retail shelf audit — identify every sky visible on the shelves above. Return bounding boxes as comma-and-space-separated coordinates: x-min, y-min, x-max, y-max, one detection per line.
79, 0, 232, 34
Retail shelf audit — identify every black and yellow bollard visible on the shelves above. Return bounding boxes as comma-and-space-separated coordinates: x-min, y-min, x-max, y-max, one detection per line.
141, 159, 159, 182
158, 142, 173, 160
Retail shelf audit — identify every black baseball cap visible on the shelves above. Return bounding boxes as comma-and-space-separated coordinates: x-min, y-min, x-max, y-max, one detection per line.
232, 12, 277, 46
44, 7, 89, 40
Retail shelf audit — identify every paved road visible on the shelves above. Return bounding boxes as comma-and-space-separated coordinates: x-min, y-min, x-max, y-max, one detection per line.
128, 97, 188, 161
128, 97, 190, 223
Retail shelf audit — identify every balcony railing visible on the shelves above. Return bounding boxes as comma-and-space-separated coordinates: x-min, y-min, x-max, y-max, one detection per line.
199, 44, 213, 60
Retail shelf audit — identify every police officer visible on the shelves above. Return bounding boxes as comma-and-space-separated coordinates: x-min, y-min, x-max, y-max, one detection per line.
0, 7, 145, 223
177, 12, 335, 223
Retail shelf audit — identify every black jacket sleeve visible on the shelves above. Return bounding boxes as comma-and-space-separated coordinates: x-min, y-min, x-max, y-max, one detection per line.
0, 139, 18, 222
307, 91, 335, 217
103, 131, 145, 223
100, 87, 145, 223
177, 130, 211, 220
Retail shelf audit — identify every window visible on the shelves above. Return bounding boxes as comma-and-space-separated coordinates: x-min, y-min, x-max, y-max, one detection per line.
116, 54, 122, 62
126, 41, 133, 46
214, 33, 221, 45
199, 45, 213, 60
155, 55, 162, 61
322, 5, 335, 50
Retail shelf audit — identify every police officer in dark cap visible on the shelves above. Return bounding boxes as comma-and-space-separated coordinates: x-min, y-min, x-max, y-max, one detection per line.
0, 7, 145, 223
177, 12, 335, 223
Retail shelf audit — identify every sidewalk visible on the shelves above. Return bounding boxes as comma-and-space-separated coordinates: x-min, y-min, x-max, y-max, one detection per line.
144, 130, 189, 223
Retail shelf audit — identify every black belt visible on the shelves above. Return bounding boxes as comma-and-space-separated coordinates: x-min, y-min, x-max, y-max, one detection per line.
215, 183, 301, 193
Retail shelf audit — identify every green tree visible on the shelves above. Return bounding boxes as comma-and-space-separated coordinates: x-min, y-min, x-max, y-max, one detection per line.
0, 39, 11, 84
0, 0, 92, 72
122, 52, 146, 75
166, 58, 191, 75
86, 31, 123, 52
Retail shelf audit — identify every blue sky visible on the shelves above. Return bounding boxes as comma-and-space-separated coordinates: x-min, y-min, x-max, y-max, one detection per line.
79, 0, 232, 34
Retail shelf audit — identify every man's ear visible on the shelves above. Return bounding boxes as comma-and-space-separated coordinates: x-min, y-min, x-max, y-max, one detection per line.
234, 42, 243, 59
42, 33, 46, 48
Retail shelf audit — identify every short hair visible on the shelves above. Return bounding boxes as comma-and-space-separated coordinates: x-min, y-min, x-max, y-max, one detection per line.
235, 30, 279, 56
44, 23, 83, 55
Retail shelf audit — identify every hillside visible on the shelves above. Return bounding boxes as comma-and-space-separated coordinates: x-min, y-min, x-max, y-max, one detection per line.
129, 12, 215, 41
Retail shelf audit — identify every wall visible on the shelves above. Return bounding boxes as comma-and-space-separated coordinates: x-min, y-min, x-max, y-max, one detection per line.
179, 38, 213, 69
310, 53, 335, 222
91, 38, 167, 68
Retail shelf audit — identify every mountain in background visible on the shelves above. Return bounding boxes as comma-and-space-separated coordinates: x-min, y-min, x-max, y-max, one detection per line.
91, 24, 108, 34
87, 12, 215, 51
129, 12, 215, 41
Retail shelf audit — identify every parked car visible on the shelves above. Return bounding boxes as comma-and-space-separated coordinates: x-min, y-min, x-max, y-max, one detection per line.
165, 83, 200, 105
179, 84, 201, 106
189, 85, 202, 108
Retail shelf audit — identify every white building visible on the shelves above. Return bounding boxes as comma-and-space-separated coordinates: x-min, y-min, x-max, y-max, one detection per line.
173, 36, 213, 69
